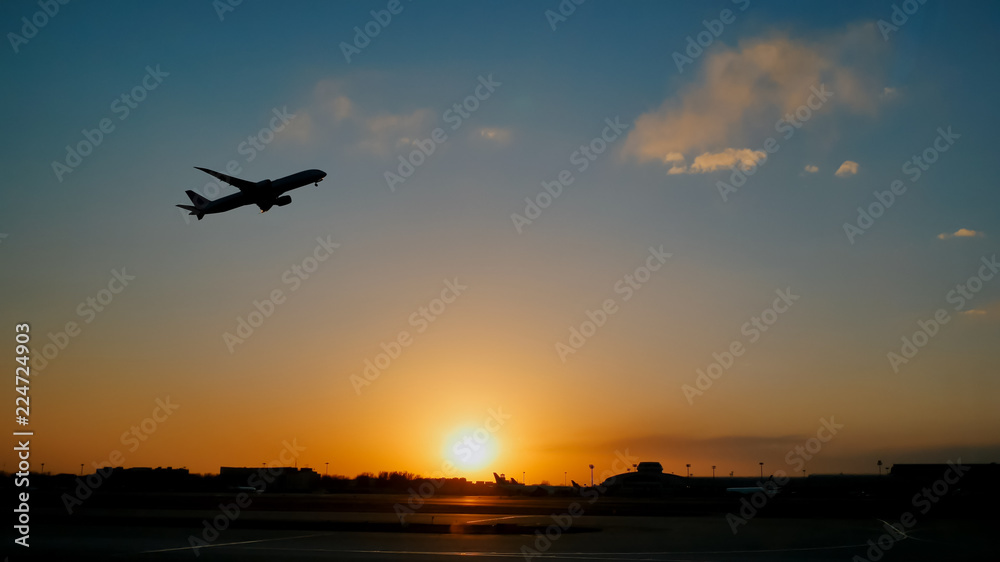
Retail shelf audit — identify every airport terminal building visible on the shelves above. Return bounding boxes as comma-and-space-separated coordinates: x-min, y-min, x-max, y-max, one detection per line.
599, 461, 686, 496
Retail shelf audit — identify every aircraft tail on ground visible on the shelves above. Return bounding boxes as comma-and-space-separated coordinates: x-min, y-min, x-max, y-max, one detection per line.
175, 190, 211, 220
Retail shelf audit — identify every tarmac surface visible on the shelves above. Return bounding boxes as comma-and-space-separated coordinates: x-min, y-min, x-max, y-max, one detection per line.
11, 493, 998, 560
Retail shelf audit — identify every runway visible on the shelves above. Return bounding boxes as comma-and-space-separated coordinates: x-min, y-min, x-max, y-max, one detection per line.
19, 509, 997, 561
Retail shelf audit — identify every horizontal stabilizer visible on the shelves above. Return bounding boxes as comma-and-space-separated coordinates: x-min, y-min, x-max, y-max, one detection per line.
176, 204, 204, 220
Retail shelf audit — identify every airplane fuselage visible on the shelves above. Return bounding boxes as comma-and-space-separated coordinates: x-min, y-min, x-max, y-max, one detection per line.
177, 167, 327, 219
201, 169, 326, 215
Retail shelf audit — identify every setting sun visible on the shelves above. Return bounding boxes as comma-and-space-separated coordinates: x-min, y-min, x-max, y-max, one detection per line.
442, 425, 500, 474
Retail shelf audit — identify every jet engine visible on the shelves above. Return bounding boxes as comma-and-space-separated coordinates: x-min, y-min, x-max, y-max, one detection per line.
275, 195, 292, 206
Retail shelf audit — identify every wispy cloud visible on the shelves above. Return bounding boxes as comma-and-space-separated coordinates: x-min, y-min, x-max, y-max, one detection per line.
622, 27, 884, 174
937, 228, 985, 240
476, 127, 512, 145
278, 79, 434, 156
358, 109, 433, 156
804, 164, 819, 173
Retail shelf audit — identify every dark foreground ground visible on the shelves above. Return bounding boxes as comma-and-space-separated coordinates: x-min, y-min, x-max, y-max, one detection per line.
7, 493, 999, 561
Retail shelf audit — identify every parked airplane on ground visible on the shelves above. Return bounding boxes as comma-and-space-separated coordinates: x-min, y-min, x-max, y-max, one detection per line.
726, 475, 782, 497
177, 167, 326, 219
492, 472, 577, 496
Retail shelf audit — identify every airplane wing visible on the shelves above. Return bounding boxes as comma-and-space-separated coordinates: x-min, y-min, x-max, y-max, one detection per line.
194, 167, 257, 193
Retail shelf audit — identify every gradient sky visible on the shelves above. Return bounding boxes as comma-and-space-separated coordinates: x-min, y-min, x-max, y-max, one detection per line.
2, 0, 998, 483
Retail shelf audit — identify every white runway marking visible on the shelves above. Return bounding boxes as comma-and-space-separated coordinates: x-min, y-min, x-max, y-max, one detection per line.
463, 515, 534, 524
139, 532, 329, 554
233, 541, 875, 559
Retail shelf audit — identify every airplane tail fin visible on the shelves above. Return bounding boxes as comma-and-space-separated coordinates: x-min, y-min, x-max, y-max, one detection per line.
177, 190, 211, 220
185, 190, 212, 208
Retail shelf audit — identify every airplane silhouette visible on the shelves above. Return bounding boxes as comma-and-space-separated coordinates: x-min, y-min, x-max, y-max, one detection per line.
177, 167, 326, 220
492, 472, 578, 496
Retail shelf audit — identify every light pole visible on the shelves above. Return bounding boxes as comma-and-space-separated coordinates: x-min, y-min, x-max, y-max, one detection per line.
325, 462, 329, 476
877, 460, 883, 476
759, 462, 764, 479
564, 472, 567, 486
712, 465, 716, 479
522, 471, 525, 485
589, 464, 594, 486
40, 463, 44, 474
80, 463, 84, 476
686, 464, 691, 478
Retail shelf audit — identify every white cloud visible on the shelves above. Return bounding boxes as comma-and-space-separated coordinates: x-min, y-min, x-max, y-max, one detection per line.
834, 160, 858, 177
622, 28, 883, 174
804, 164, 819, 173
659, 149, 767, 175
689, 149, 767, 173
937, 228, 985, 240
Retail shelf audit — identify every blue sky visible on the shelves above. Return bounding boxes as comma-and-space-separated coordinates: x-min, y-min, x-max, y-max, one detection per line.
2, 0, 998, 479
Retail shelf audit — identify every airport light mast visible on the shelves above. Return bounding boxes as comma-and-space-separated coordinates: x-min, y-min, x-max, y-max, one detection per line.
589, 464, 594, 486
